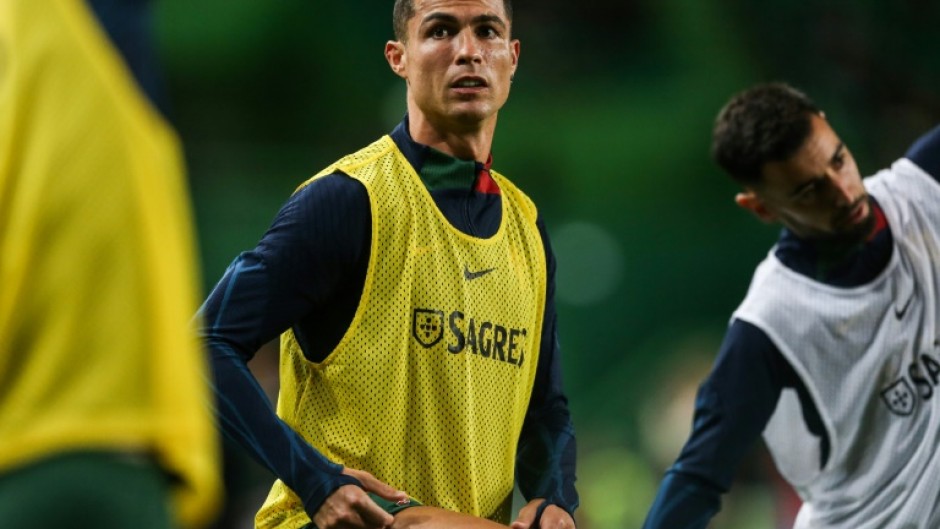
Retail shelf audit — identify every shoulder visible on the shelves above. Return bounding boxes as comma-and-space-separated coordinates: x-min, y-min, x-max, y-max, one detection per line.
288, 172, 369, 212
712, 319, 790, 385
903, 124, 940, 183
865, 156, 940, 212
295, 136, 399, 193
271, 172, 370, 244
257, 172, 371, 271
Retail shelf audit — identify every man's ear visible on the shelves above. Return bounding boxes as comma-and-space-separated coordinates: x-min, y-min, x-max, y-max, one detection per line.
385, 40, 407, 79
735, 190, 776, 223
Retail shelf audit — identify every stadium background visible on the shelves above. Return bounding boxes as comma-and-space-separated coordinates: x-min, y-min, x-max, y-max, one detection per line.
152, 1, 940, 527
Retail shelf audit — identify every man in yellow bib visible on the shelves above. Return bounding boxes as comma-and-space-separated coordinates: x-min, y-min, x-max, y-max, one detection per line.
200, 1, 579, 528
0, 0, 221, 528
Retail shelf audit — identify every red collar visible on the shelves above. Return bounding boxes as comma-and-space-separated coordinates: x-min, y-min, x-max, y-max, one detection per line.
866, 200, 887, 242
473, 155, 501, 195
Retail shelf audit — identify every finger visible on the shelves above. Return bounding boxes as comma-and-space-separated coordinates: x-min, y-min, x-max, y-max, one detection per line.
354, 496, 395, 528
539, 506, 575, 529
315, 485, 384, 529
510, 505, 536, 529
355, 473, 408, 503
315, 506, 366, 529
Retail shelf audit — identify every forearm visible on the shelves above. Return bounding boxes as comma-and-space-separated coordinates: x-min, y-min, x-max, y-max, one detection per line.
642, 319, 800, 528
210, 343, 358, 514
515, 408, 578, 515
642, 471, 722, 529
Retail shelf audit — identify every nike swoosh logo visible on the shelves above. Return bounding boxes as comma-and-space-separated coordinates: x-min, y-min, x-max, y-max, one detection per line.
464, 266, 496, 280
895, 292, 914, 319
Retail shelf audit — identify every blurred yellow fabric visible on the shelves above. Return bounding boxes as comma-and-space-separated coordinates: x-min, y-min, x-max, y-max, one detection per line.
0, 0, 220, 526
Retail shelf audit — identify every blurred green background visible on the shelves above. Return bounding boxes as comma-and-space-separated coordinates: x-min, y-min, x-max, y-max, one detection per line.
152, 1, 940, 527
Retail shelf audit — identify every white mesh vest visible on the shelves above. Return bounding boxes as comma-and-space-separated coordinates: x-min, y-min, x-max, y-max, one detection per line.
735, 159, 940, 528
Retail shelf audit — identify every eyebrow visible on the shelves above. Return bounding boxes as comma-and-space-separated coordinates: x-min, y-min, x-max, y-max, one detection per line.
788, 142, 845, 198
420, 12, 507, 30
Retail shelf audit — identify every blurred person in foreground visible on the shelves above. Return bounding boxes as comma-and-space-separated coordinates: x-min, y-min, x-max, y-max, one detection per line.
642, 82, 940, 528
0, 0, 221, 528
199, 0, 578, 528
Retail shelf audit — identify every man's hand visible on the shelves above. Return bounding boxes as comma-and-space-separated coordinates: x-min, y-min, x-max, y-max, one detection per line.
510, 499, 575, 529
312, 468, 409, 529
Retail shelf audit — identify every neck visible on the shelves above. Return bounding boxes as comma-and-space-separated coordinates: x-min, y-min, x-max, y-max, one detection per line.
407, 109, 496, 163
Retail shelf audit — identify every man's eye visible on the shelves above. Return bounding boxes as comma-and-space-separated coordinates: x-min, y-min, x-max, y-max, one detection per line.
430, 26, 450, 38
477, 26, 497, 38
832, 153, 845, 170
796, 181, 821, 202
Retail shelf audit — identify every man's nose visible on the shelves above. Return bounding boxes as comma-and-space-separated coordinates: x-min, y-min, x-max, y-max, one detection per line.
455, 31, 483, 64
828, 170, 855, 206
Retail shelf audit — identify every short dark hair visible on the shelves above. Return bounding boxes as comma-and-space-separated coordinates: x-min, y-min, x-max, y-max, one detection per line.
711, 82, 822, 185
393, 0, 514, 42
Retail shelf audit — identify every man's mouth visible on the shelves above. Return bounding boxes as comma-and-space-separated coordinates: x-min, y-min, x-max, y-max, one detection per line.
849, 198, 868, 224
451, 77, 487, 89
837, 196, 870, 227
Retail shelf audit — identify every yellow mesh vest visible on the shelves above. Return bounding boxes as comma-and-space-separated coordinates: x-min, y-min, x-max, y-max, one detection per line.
0, 1, 220, 526
257, 137, 546, 529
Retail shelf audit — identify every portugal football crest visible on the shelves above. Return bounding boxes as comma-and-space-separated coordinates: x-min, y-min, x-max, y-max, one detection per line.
412, 308, 444, 348
881, 378, 916, 417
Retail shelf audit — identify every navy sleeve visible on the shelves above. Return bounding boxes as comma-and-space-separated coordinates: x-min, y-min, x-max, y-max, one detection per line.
642, 319, 794, 529
85, 0, 170, 119
200, 173, 370, 517
515, 217, 579, 517
905, 124, 940, 182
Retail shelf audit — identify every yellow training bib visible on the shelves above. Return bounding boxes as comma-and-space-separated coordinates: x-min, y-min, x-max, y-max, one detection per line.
257, 137, 546, 529
0, 1, 220, 526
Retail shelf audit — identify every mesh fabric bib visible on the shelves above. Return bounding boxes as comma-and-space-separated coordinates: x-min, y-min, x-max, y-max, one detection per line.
737, 159, 940, 528
257, 136, 546, 528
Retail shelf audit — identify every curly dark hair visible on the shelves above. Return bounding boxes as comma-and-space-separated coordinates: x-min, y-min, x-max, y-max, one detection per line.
393, 0, 514, 42
711, 82, 822, 185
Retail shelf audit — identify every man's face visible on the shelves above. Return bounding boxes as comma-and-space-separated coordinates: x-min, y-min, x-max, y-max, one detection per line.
739, 114, 873, 242
386, 0, 519, 131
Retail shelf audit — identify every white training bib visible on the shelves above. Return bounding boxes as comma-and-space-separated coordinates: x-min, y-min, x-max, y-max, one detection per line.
735, 159, 940, 529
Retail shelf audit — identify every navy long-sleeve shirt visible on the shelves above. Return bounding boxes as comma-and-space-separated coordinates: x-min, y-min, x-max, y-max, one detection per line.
642, 124, 940, 529
200, 118, 578, 519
